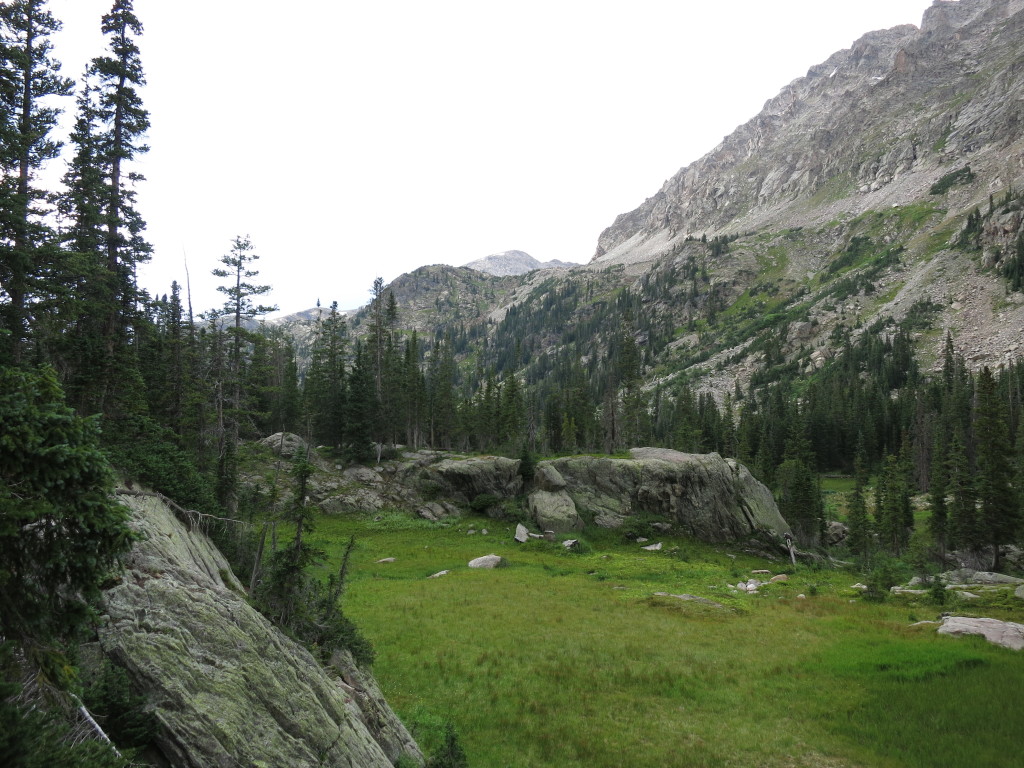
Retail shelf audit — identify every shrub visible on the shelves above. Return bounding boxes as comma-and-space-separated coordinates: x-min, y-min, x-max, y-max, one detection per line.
470, 493, 503, 514
425, 723, 469, 768
929, 165, 974, 195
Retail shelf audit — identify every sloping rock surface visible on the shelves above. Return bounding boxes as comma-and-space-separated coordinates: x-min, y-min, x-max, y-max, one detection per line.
546, 448, 789, 542
99, 491, 419, 768
937, 616, 1024, 651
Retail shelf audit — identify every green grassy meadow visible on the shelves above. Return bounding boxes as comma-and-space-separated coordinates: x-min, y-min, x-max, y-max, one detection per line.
308, 512, 1024, 768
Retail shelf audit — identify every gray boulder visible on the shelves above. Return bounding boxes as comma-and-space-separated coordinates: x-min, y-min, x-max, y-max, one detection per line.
941, 568, 1024, 586
527, 489, 583, 533
533, 463, 568, 491
99, 490, 420, 768
259, 431, 309, 459
514, 523, 530, 543
468, 554, 504, 569
937, 616, 1024, 651
415, 456, 523, 506
545, 448, 790, 543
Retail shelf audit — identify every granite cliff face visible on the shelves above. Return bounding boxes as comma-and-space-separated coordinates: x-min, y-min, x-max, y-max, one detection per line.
97, 490, 421, 768
593, 0, 1024, 265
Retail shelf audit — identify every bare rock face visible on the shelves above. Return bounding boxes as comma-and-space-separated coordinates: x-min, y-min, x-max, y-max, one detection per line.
414, 455, 523, 505
592, 0, 1024, 266
545, 448, 790, 543
98, 491, 420, 768
937, 616, 1024, 651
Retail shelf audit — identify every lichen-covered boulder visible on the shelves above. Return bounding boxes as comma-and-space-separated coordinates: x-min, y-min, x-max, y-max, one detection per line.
545, 448, 790, 543
527, 489, 584, 533
99, 490, 420, 768
415, 455, 523, 505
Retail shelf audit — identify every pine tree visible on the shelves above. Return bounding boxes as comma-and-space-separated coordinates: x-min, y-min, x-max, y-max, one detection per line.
846, 440, 872, 560
0, 367, 133, 658
974, 366, 1019, 569
304, 302, 348, 447
211, 235, 276, 511
0, 0, 73, 363
56, 0, 151, 416
947, 426, 979, 552
928, 430, 949, 560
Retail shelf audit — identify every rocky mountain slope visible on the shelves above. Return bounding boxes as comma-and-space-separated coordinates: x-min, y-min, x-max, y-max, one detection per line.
595, 0, 1024, 262
462, 250, 577, 276
346, 0, 1024, 400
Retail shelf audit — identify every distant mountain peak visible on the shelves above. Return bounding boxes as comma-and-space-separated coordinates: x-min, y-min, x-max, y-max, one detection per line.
462, 250, 577, 276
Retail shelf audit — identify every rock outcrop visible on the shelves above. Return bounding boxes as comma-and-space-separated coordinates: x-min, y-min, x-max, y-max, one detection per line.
98, 490, 420, 768
937, 616, 1024, 651
541, 448, 789, 543
593, 0, 1024, 265
413, 455, 523, 506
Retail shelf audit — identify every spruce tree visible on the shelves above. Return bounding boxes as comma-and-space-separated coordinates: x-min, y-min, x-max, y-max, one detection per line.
211, 235, 276, 512
928, 430, 949, 560
974, 367, 1019, 569
0, 0, 73, 363
304, 302, 347, 448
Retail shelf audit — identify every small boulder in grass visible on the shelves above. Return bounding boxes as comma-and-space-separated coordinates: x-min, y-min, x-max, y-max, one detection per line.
468, 554, 504, 569
376, 557, 396, 563
769, 574, 789, 583
428, 570, 450, 579
641, 542, 663, 551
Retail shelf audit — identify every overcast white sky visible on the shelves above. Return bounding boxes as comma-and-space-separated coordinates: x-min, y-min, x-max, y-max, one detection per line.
46, 0, 933, 315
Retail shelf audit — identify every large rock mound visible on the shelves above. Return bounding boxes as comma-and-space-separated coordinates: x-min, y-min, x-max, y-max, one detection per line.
543, 448, 789, 543
98, 490, 420, 768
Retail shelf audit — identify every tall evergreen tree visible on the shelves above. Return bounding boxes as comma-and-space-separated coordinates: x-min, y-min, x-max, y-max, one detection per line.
974, 366, 1019, 569
928, 430, 949, 559
0, 0, 72, 363
211, 235, 276, 511
304, 301, 347, 447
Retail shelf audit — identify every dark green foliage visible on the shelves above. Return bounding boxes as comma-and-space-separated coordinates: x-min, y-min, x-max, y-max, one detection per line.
469, 493, 502, 513
101, 412, 217, 511
425, 723, 469, 768
955, 207, 983, 250
0, 366, 133, 651
0, 0, 74, 363
929, 165, 975, 195
0, 674, 128, 767
253, 463, 374, 666
973, 367, 1019, 569
81, 658, 157, 751
1002, 231, 1024, 292
518, 445, 536, 483
825, 235, 873, 276
863, 555, 907, 603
